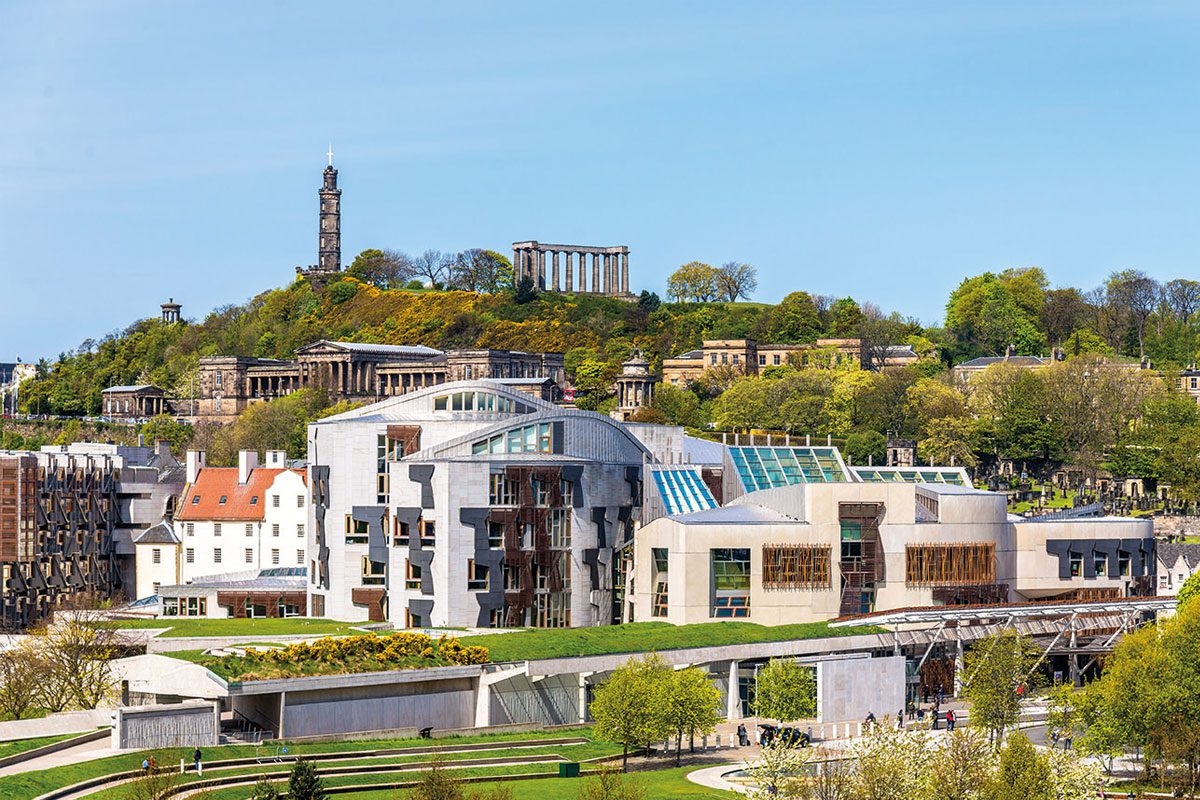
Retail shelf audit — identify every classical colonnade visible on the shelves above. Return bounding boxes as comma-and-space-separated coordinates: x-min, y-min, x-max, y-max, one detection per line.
512, 242, 630, 295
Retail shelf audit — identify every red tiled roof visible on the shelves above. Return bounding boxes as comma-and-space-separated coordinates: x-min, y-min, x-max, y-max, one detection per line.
176, 468, 306, 522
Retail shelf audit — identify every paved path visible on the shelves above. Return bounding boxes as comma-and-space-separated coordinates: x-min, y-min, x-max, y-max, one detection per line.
0, 736, 120, 778
686, 764, 746, 794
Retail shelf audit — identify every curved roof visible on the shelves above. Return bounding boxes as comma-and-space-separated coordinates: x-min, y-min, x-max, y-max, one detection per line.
313, 379, 560, 424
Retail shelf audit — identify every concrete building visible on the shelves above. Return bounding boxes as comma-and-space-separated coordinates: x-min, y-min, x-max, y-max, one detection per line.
102, 385, 173, 420
306, 381, 649, 627
661, 338, 914, 387
155, 567, 308, 619
192, 341, 565, 424
154, 451, 308, 601
631, 445, 1155, 625
0, 442, 183, 627
0, 362, 35, 415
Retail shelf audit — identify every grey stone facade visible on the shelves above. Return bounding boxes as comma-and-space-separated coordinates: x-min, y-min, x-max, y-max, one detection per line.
512, 241, 632, 296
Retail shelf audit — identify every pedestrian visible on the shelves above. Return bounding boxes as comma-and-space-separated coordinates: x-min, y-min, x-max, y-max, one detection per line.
737, 723, 749, 747
141, 758, 150, 774
148, 755, 157, 772
936, 686, 943, 705
897, 708, 905, 728
946, 709, 955, 732
931, 709, 939, 730
865, 711, 876, 731
193, 747, 202, 776
916, 706, 925, 723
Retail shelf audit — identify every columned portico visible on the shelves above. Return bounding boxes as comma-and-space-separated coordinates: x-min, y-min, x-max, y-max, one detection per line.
511, 242, 632, 297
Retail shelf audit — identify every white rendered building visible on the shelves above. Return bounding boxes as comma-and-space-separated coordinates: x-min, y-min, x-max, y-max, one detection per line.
306, 381, 648, 627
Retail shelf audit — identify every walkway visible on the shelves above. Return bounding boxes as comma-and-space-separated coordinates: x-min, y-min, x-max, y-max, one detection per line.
0, 736, 120, 778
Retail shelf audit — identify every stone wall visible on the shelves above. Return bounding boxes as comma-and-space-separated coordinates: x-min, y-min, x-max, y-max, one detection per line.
112, 700, 220, 750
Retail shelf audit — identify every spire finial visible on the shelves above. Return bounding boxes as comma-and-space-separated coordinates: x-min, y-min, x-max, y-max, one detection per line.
326, 144, 334, 167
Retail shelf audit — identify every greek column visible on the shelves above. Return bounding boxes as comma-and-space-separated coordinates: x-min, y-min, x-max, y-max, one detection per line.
551, 251, 560, 291
592, 253, 601, 294
565, 252, 574, 292
621, 251, 630, 294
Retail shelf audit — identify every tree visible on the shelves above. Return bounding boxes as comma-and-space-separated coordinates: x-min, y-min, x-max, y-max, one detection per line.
637, 290, 661, 312
1164, 278, 1200, 323
1040, 287, 1089, 348
287, 758, 326, 800
1180, 571, 1200, 610
983, 732, 1053, 800
960, 630, 1044, 747
844, 430, 885, 465
1106, 269, 1159, 359
409, 757, 463, 800
0, 642, 46, 720
662, 666, 720, 766
590, 652, 671, 771
917, 417, 978, 467
450, 249, 514, 293
666, 262, 719, 303
36, 610, 121, 711
714, 262, 758, 302
412, 249, 454, 287
766, 292, 822, 344
123, 755, 181, 800
572, 359, 617, 412
137, 415, 193, 455
849, 724, 930, 800
346, 248, 413, 289
648, 383, 705, 429
924, 728, 994, 800
327, 280, 357, 304
751, 659, 816, 723
513, 275, 538, 304
745, 742, 811, 800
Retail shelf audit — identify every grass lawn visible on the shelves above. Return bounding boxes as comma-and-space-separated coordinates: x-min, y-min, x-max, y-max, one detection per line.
183, 764, 733, 800
110, 617, 367, 638
0, 732, 81, 760
468, 620, 883, 663
0, 729, 601, 800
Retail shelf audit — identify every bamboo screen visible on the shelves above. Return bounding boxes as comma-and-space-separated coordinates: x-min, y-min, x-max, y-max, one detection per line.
905, 543, 995, 586
762, 545, 832, 589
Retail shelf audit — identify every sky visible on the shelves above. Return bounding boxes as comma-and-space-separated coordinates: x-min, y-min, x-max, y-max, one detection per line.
2, 1, 1199, 360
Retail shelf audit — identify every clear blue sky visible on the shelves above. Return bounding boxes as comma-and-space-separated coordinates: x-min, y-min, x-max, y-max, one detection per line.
3, 2, 1199, 360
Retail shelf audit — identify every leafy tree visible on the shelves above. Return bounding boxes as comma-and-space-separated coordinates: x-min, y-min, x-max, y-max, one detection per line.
925, 728, 994, 800
346, 248, 413, 289
411, 249, 454, 287
1105, 269, 1159, 360
0, 642, 46, 720
450, 249, 513, 293
287, 758, 326, 800
917, 417, 978, 467
572, 359, 617, 411
513, 275, 538, 304
666, 262, 719, 303
648, 383, 705, 429
983, 732, 1053, 800
137, 415, 193, 455
904, 378, 968, 437
714, 262, 758, 302
945, 271, 1046, 359
849, 723, 930, 800
751, 659, 816, 722
590, 652, 671, 771
961, 630, 1044, 747
1061, 327, 1112, 356
637, 290, 661, 312
745, 742, 812, 799
248, 776, 282, 800
327, 280, 358, 304
662, 666, 720, 766
828, 297, 863, 337
765, 292, 822, 344
844, 430, 885, 465
409, 757, 463, 800
1180, 571, 1200, 610
574, 767, 646, 800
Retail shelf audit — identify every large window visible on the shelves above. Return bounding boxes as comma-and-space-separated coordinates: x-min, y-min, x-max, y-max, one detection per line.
376, 435, 390, 503
905, 544, 995, 586
651, 547, 669, 618
467, 559, 490, 591
762, 545, 831, 589
361, 556, 386, 586
434, 391, 532, 414
549, 509, 570, 548
840, 522, 863, 563
345, 515, 369, 544
472, 423, 556, 455
711, 548, 751, 618
489, 473, 517, 505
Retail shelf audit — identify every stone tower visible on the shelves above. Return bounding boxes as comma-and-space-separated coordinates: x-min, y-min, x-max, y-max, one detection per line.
611, 350, 657, 421
160, 298, 181, 324
318, 156, 341, 274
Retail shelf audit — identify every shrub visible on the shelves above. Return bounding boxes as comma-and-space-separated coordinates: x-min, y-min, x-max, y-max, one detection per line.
328, 281, 358, 304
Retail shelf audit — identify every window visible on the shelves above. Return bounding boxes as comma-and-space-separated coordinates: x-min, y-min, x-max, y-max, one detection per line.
152, 582, 160, 594
504, 563, 521, 591
245, 523, 253, 536
213, 548, 222, 564
152, 548, 161, 565
711, 548, 751, 618
1093, 552, 1108, 577
297, 523, 305, 538
762, 545, 832, 589
549, 509, 570, 548
652, 547, 669, 618
361, 556, 386, 585
219, 495, 227, 505
1118, 551, 1131, 576
271, 548, 280, 565
560, 479, 574, 506
245, 548, 253, 564
434, 391, 532, 414
532, 478, 549, 507
467, 559, 489, 591
191, 495, 200, 505
376, 435, 389, 503
250, 496, 258, 505
710, 354, 717, 365
345, 515, 369, 544
773, 354, 781, 365
272, 524, 280, 537
214, 523, 221, 537
487, 522, 503, 548
489, 473, 517, 505
186, 523, 195, 536
472, 422, 556, 455
406, 561, 423, 590
758, 355, 766, 366
840, 522, 863, 563
297, 495, 305, 508
393, 518, 410, 547
186, 548, 195, 564
420, 519, 435, 547
732, 354, 740, 365
215, 371, 223, 388
297, 549, 305, 564
272, 495, 280, 508
1068, 551, 1083, 577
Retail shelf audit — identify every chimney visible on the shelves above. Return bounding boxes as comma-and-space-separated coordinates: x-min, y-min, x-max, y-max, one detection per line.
265, 450, 286, 468
238, 451, 259, 485
156, 440, 171, 461
137, 433, 145, 447
185, 450, 206, 484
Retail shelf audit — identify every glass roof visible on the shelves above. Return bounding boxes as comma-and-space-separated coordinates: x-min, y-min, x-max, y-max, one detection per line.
728, 446, 850, 493
851, 467, 969, 486
652, 467, 718, 516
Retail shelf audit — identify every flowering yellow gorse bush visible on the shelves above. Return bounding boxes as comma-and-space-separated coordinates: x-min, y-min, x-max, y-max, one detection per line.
223, 633, 489, 680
